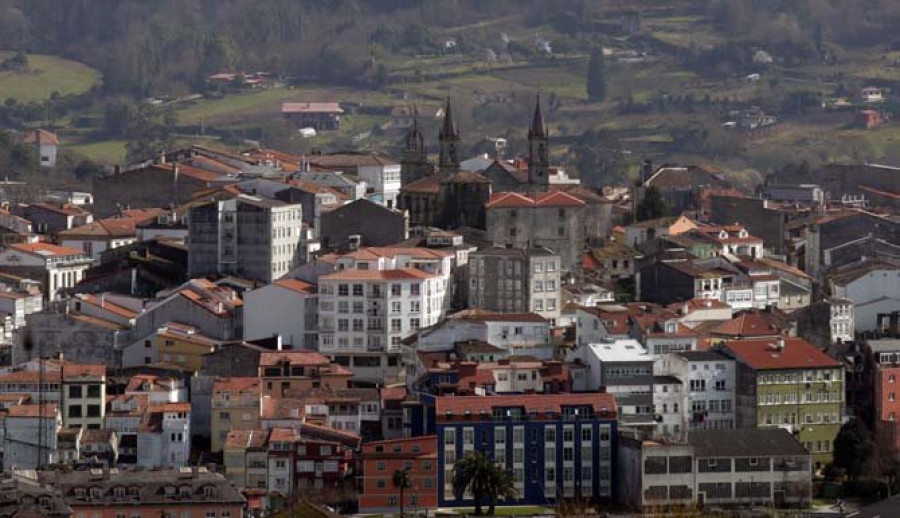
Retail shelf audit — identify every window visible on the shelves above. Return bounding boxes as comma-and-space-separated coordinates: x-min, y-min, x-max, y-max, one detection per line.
376, 460, 386, 471
68, 385, 82, 399
87, 385, 101, 398
68, 405, 82, 418
377, 479, 386, 489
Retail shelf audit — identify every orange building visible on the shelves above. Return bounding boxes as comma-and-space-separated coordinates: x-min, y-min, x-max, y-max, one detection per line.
359, 436, 438, 513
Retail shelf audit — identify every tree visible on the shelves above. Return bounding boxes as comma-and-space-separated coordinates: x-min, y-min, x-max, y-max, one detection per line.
392, 467, 411, 518
635, 186, 669, 222
834, 418, 879, 480
586, 48, 606, 101
453, 451, 518, 515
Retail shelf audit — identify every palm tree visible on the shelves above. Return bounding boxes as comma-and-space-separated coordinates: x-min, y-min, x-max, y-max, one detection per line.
392, 467, 412, 518
453, 452, 518, 515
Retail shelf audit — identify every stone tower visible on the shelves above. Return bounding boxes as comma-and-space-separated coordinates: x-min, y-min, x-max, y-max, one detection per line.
438, 98, 460, 180
400, 110, 430, 185
527, 94, 550, 191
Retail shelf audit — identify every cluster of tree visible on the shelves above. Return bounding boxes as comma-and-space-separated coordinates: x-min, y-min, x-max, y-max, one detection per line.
568, 129, 627, 189
102, 98, 177, 162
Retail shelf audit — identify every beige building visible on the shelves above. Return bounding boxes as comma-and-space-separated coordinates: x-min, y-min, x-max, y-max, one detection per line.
211, 377, 261, 452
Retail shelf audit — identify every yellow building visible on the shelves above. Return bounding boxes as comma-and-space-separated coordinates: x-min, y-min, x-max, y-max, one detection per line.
724, 337, 844, 468
211, 377, 261, 452
154, 322, 222, 371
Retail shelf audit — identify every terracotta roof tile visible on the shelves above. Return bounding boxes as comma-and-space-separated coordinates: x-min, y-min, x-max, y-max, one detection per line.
321, 268, 435, 281
724, 337, 841, 370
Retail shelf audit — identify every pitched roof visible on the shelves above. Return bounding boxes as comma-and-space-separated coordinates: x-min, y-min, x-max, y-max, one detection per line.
59, 210, 165, 239
7, 403, 58, 418
723, 337, 841, 370
274, 278, 316, 294
710, 311, 786, 337
688, 428, 809, 457
486, 191, 585, 209
21, 129, 59, 145
828, 260, 898, 286
8, 242, 86, 257
401, 175, 441, 194
343, 246, 452, 260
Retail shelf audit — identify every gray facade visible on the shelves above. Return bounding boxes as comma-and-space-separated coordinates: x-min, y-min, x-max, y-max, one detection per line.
189, 195, 303, 284
468, 247, 561, 322
319, 198, 409, 252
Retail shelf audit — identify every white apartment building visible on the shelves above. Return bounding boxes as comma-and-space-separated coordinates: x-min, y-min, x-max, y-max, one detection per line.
136, 402, 192, 468
412, 311, 552, 359
318, 267, 448, 383
828, 298, 855, 343
654, 350, 737, 433
0, 242, 92, 300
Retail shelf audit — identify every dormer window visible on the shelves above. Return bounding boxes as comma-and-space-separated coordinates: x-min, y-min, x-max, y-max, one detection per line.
113, 486, 126, 498
164, 486, 176, 497
89, 487, 102, 499
202, 486, 216, 498
739, 229, 748, 238
129, 486, 140, 498
719, 230, 728, 239
179, 486, 192, 497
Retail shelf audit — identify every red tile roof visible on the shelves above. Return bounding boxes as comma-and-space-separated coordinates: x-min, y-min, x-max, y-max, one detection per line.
344, 247, 452, 260
7, 403, 58, 418
710, 312, 785, 337
274, 278, 316, 294
401, 175, 441, 194
213, 377, 261, 394
21, 129, 59, 145
723, 337, 841, 370
9, 242, 86, 257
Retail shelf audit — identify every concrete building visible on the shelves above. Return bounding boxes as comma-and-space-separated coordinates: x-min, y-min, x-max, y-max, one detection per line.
828, 260, 900, 333
468, 247, 561, 324
411, 310, 552, 362
2, 403, 61, 471
319, 199, 409, 252
318, 267, 447, 384
58, 209, 164, 263
566, 339, 655, 424
244, 278, 318, 348
21, 129, 58, 168
188, 194, 303, 283
308, 152, 402, 209
93, 161, 220, 218
618, 429, 812, 509
15, 202, 92, 235
282, 102, 344, 130
722, 337, 844, 467
136, 402, 191, 468
624, 215, 698, 248
428, 393, 617, 506
485, 191, 593, 271
61, 364, 106, 429
0, 242, 92, 300
211, 377, 261, 452
359, 436, 438, 513
33, 467, 245, 518
655, 350, 737, 434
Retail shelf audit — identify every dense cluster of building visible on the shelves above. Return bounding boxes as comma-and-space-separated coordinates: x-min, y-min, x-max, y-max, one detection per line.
0, 98, 896, 516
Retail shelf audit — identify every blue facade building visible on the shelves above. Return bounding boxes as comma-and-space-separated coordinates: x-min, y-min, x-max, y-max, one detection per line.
428, 393, 618, 506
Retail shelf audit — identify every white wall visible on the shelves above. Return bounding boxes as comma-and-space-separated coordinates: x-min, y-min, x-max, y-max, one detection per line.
244, 283, 315, 347
835, 270, 900, 332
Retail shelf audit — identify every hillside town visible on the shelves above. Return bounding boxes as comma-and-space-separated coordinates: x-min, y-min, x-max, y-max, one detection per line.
0, 97, 897, 518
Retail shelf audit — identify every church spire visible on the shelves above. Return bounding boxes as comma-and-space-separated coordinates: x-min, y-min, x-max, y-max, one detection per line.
401, 105, 429, 185
438, 97, 460, 179
528, 93, 549, 190
440, 97, 458, 139
529, 93, 547, 139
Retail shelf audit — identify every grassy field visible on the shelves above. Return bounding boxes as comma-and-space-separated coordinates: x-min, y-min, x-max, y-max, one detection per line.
65, 139, 128, 164
174, 86, 398, 125
0, 52, 100, 102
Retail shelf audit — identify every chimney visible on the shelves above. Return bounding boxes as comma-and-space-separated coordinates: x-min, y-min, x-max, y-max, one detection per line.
159, 151, 166, 165
102, 467, 110, 480
275, 334, 283, 351
777, 336, 786, 350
